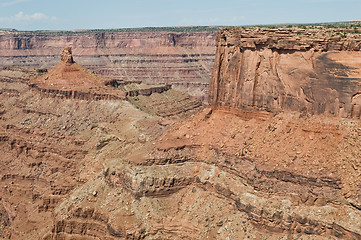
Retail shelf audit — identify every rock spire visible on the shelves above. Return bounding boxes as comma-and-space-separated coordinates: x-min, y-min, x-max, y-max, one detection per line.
60, 46, 74, 64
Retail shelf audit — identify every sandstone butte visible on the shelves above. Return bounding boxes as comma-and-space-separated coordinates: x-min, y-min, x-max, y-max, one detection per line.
29, 46, 126, 100
0, 26, 360, 240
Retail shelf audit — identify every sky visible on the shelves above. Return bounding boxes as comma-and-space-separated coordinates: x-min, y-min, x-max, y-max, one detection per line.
0, 0, 360, 31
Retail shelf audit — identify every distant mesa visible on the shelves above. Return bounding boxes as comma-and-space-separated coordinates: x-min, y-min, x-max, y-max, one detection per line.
30, 47, 125, 100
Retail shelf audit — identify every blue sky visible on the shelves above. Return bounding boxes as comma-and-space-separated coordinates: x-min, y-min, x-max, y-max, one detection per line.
0, 0, 360, 30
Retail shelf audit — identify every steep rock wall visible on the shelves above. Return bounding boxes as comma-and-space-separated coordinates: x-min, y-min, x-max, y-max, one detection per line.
209, 28, 361, 118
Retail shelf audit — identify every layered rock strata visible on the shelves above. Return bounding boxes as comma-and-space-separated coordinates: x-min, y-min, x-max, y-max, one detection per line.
0, 67, 171, 238
127, 89, 203, 119
30, 47, 126, 100
0, 30, 217, 101
125, 84, 172, 97
46, 106, 361, 239
209, 27, 361, 118
1, 27, 361, 240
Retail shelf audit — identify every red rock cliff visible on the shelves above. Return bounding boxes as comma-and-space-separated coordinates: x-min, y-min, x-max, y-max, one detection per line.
209, 27, 361, 118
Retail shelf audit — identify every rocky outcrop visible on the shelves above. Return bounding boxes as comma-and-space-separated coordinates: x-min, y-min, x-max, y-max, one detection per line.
127, 89, 202, 118
29, 83, 123, 101
104, 166, 195, 198
209, 27, 361, 118
125, 84, 172, 97
30, 47, 126, 100
60, 46, 74, 64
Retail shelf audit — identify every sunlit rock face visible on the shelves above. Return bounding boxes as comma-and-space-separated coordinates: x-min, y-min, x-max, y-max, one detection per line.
209, 27, 361, 118
60, 46, 74, 64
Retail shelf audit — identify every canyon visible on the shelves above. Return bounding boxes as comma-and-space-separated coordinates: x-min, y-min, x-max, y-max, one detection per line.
0, 26, 361, 239
0, 28, 218, 102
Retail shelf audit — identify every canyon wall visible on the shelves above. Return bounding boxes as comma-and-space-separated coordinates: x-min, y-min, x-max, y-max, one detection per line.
0, 29, 217, 101
1, 28, 361, 239
209, 27, 361, 118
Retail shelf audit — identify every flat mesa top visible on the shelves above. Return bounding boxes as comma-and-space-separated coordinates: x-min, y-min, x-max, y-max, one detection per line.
218, 27, 361, 51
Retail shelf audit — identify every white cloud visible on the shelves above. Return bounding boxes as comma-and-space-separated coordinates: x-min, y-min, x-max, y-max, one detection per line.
0, 11, 56, 22
14, 11, 55, 21
1, 0, 29, 7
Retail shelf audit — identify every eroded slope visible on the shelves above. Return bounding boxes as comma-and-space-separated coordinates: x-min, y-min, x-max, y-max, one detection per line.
0, 68, 167, 239
46, 108, 361, 239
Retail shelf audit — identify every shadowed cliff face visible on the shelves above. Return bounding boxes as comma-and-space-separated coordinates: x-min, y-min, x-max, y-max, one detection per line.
209, 28, 361, 118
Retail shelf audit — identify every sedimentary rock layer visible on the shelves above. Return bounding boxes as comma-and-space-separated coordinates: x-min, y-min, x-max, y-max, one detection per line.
0, 68, 170, 238
29, 83, 123, 101
1, 30, 361, 239
30, 47, 126, 100
209, 27, 361, 118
